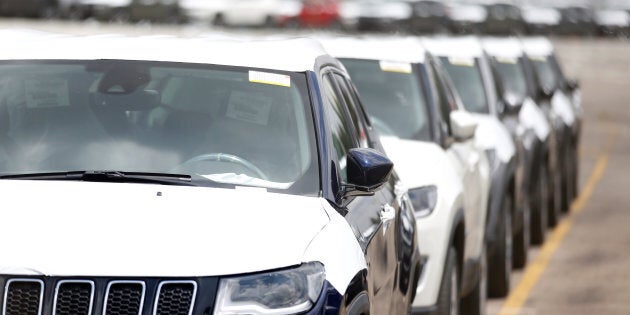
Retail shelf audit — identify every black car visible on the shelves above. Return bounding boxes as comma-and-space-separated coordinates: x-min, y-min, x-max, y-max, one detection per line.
483, 3, 525, 35
408, 0, 450, 34
0, 0, 57, 17
556, 5, 597, 36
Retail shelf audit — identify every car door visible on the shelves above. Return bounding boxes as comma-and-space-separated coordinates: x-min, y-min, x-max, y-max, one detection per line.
427, 58, 487, 265
320, 71, 399, 313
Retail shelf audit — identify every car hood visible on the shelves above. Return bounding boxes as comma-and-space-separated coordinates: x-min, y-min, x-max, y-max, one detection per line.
0, 180, 330, 277
470, 114, 516, 163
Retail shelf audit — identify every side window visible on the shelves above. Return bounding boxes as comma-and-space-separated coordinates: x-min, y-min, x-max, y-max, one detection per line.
321, 73, 359, 182
332, 74, 369, 148
429, 62, 453, 135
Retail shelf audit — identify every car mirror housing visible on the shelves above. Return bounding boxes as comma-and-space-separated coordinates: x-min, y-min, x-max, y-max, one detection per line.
343, 148, 394, 198
565, 78, 579, 91
450, 110, 478, 141
503, 91, 524, 113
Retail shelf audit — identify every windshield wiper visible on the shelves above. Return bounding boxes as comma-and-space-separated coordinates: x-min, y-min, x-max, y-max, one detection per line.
0, 171, 194, 186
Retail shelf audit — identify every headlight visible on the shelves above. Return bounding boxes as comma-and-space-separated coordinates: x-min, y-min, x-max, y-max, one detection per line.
408, 185, 438, 218
214, 262, 325, 315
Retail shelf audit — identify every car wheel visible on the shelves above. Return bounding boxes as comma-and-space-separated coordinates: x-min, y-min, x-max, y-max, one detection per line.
488, 193, 512, 297
531, 163, 549, 245
460, 247, 487, 315
437, 247, 459, 315
346, 292, 370, 315
513, 201, 530, 269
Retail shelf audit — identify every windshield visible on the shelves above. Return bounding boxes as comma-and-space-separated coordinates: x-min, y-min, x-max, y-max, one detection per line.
493, 57, 529, 99
340, 58, 431, 142
0, 61, 318, 195
440, 56, 489, 114
531, 55, 560, 91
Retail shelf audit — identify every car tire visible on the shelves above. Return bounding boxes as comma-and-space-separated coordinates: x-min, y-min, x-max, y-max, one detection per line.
437, 247, 459, 315
346, 292, 370, 315
488, 193, 512, 298
460, 247, 487, 315
531, 163, 549, 245
513, 202, 530, 269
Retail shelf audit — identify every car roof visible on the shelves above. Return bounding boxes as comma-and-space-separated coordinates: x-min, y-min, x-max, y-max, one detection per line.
422, 36, 484, 59
481, 36, 524, 59
318, 36, 427, 64
0, 30, 329, 72
521, 37, 554, 58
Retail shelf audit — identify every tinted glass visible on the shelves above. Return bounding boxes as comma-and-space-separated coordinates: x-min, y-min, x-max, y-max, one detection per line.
340, 58, 431, 142
440, 56, 489, 114
494, 57, 529, 98
0, 61, 318, 195
531, 56, 560, 91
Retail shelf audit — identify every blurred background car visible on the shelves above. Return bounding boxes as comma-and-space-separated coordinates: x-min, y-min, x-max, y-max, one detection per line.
594, 8, 630, 37
0, 0, 58, 18
556, 4, 597, 36
483, 2, 525, 35
521, 4, 561, 35
203, 0, 300, 27
445, 0, 487, 34
340, 0, 412, 32
408, 0, 451, 34
58, 0, 129, 21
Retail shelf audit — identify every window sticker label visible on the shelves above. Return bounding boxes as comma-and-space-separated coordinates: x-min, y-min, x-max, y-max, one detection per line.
497, 57, 518, 64
379, 61, 412, 74
249, 71, 291, 87
24, 78, 70, 108
530, 55, 547, 62
448, 56, 475, 67
226, 91, 273, 125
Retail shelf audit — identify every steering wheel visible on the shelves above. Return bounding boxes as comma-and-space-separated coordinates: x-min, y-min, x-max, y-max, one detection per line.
176, 153, 268, 181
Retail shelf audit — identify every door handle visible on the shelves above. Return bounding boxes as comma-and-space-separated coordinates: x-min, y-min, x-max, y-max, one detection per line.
380, 204, 396, 223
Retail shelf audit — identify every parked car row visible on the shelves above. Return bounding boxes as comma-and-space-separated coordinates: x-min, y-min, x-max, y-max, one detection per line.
0, 29, 580, 315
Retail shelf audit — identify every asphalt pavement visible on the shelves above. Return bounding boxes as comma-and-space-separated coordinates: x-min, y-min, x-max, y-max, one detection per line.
0, 18, 628, 315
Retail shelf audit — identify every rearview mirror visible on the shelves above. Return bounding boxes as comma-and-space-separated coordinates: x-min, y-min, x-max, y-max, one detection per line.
343, 148, 394, 198
450, 110, 477, 141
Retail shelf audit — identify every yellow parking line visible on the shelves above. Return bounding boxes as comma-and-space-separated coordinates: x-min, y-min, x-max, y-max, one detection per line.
498, 128, 616, 315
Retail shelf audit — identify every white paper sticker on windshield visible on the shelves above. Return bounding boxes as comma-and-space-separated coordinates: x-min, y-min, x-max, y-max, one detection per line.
24, 78, 70, 108
249, 71, 291, 87
530, 55, 547, 62
226, 91, 273, 125
497, 56, 518, 64
379, 61, 412, 74
448, 56, 475, 67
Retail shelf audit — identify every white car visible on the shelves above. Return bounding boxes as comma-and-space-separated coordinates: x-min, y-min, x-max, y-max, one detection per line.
483, 37, 557, 251
339, 0, 412, 31
521, 37, 581, 210
321, 36, 490, 315
0, 32, 421, 315
445, 1, 488, 33
520, 5, 561, 34
424, 36, 524, 299
181, 0, 302, 26
594, 9, 630, 36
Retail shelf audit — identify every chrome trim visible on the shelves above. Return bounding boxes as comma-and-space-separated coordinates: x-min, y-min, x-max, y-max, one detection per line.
2, 278, 44, 315
52, 280, 95, 315
152, 280, 198, 315
103, 280, 146, 315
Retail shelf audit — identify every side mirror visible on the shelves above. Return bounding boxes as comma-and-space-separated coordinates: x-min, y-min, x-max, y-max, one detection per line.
343, 148, 394, 198
503, 91, 524, 113
565, 78, 579, 91
536, 87, 554, 101
450, 110, 477, 141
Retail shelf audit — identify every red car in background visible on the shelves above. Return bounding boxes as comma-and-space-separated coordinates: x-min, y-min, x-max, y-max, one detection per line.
279, 0, 342, 28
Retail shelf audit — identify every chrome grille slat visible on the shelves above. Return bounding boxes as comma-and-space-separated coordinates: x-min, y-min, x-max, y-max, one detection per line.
3, 279, 44, 315
104, 281, 146, 315
53, 280, 95, 315
153, 281, 197, 315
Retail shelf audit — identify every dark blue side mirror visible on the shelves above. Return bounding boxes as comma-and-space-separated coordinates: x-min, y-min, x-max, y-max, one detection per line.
344, 148, 394, 198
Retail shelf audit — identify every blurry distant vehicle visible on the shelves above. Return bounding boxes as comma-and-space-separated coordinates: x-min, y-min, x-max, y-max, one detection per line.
178, 0, 227, 24
556, 5, 596, 36
210, 0, 300, 27
0, 0, 57, 17
409, 0, 450, 34
446, 1, 487, 34
294, 0, 342, 29
594, 9, 630, 37
126, 0, 186, 23
483, 2, 525, 35
340, 0, 412, 32
58, 0, 129, 21
521, 5, 561, 35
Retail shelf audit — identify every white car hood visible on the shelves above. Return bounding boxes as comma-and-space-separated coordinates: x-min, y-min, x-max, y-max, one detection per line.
551, 92, 576, 127
470, 114, 515, 163
0, 180, 329, 277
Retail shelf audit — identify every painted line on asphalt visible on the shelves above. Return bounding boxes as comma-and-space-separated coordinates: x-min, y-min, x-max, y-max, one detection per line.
498, 128, 616, 315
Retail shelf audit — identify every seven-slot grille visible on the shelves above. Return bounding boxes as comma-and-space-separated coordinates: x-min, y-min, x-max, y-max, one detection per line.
1, 279, 197, 315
